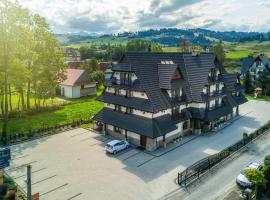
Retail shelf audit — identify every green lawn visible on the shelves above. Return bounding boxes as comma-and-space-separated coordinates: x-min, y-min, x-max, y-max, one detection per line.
245, 93, 270, 101
8, 94, 65, 112
1, 87, 104, 135
226, 50, 251, 59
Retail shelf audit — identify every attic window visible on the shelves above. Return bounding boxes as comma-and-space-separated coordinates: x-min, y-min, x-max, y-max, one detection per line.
172, 68, 182, 80
161, 60, 174, 64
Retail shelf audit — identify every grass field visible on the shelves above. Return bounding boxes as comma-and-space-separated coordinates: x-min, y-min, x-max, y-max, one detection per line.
0, 87, 104, 135
8, 94, 65, 112
245, 94, 270, 101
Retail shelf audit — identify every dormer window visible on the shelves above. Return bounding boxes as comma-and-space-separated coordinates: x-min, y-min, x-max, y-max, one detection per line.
172, 68, 182, 80
161, 60, 174, 64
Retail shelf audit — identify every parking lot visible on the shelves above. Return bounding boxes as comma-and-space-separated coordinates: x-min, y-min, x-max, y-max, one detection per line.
5, 100, 270, 200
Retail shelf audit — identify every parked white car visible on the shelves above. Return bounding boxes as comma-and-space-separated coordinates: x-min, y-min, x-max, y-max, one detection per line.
105, 140, 129, 154
236, 162, 262, 188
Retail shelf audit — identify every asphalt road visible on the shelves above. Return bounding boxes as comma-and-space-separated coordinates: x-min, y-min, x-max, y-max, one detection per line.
165, 130, 270, 200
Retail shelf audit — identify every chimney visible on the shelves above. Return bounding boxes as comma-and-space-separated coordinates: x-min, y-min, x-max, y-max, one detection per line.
148, 44, 151, 52
205, 46, 210, 53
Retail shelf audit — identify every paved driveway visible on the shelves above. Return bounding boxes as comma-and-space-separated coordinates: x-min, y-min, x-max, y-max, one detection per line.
5, 100, 270, 200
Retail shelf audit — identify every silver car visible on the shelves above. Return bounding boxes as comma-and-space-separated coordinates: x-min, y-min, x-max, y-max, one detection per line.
236, 162, 262, 188
105, 140, 130, 154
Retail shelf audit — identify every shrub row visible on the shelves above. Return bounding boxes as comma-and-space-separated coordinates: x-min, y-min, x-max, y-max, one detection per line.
3, 119, 93, 145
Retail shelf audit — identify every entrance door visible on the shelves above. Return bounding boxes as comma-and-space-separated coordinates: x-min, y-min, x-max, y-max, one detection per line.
140, 135, 147, 147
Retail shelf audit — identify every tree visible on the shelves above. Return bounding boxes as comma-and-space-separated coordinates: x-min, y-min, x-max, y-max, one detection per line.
256, 71, 270, 96
151, 43, 163, 52
246, 168, 266, 199
179, 37, 191, 52
213, 42, 226, 64
82, 57, 99, 73
92, 70, 105, 86
243, 71, 254, 94
126, 39, 149, 52
0, 1, 65, 141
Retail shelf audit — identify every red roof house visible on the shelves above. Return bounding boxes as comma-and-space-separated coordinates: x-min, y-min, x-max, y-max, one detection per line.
60, 69, 96, 98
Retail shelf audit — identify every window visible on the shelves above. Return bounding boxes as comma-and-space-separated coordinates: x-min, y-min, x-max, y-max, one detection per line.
183, 121, 189, 130
126, 90, 131, 98
81, 84, 84, 89
126, 107, 133, 114
114, 126, 121, 133
115, 89, 120, 95
206, 101, 210, 110
115, 105, 122, 112
120, 72, 131, 85
215, 98, 219, 107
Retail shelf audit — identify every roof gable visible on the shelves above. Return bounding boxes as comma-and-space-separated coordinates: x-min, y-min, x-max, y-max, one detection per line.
61, 69, 92, 86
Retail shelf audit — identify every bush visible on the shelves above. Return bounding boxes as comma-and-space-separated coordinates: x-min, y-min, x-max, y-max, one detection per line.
0, 184, 8, 196
5, 190, 16, 200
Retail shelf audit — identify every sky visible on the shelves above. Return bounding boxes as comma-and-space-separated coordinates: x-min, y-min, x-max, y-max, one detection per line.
20, 0, 270, 34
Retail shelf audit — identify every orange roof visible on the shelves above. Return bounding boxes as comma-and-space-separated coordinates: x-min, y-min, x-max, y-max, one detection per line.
61, 69, 92, 86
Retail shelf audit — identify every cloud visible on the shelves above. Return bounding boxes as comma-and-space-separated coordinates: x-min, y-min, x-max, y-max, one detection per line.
19, 0, 270, 33
150, 0, 205, 14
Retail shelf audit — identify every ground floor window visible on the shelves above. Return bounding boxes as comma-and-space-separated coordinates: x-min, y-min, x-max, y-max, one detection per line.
114, 126, 122, 133
183, 121, 189, 130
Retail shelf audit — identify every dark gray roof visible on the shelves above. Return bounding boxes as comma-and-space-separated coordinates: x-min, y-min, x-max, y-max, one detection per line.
204, 104, 232, 121
241, 57, 254, 74
241, 55, 270, 74
158, 63, 178, 89
93, 108, 184, 138
222, 72, 237, 92
118, 52, 217, 111
257, 55, 270, 71
98, 92, 154, 112
183, 54, 216, 102
105, 78, 144, 91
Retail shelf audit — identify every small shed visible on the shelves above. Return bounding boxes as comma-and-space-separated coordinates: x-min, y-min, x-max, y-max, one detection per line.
255, 87, 263, 94
60, 69, 96, 98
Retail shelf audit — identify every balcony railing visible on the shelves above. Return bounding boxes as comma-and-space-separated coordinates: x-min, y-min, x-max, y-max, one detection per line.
208, 74, 222, 83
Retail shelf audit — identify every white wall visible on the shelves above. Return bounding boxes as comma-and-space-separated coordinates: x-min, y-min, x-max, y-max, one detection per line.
132, 91, 148, 99
127, 131, 140, 140
105, 103, 115, 109
85, 83, 96, 88
210, 100, 215, 109
188, 102, 206, 109
153, 109, 171, 118
60, 85, 80, 98
72, 86, 81, 98
106, 87, 115, 93
133, 109, 152, 118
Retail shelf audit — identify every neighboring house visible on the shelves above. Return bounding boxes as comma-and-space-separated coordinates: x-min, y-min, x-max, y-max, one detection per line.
93, 52, 246, 151
99, 62, 112, 71
105, 68, 113, 81
66, 61, 84, 69
64, 48, 81, 62
241, 54, 270, 80
60, 69, 96, 98
99, 62, 113, 81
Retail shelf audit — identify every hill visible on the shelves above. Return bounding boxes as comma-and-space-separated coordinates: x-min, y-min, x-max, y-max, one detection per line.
56, 28, 270, 47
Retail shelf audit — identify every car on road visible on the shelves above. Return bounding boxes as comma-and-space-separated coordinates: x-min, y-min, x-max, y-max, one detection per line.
105, 140, 129, 154
236, 162, 262, 188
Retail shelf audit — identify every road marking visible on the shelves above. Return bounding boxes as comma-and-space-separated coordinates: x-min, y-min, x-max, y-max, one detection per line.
66, 193, 82, 200
122, 151, 142, 161
137, 157, 156, 167
89, 138, 110, 146
40, 183, 68, 196
7, 161, 37, 171
11, 155, 29, 161
70, 131, 89, 137
79, 137, 93, 142
13, 168, 47, 179
22, 175, 57, 188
